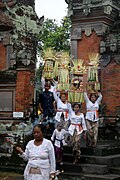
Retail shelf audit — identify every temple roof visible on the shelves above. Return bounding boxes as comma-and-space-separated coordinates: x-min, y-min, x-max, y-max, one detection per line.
0, 11, 13, 30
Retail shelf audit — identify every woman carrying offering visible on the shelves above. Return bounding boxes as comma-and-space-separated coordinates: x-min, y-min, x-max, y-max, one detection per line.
53, 90, 71, 130
68, 103, 87, 164
84, 90, 102, 148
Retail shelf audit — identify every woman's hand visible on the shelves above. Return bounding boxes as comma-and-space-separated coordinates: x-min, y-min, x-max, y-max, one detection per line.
16, 146, 24, 154
50, 172, 56, 179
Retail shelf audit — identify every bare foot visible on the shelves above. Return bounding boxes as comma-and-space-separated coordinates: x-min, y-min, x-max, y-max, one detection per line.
73, 159, 79, 164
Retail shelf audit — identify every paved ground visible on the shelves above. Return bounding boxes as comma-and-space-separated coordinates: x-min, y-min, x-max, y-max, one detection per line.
0, 172, 23, 180
2, 177, 23, 180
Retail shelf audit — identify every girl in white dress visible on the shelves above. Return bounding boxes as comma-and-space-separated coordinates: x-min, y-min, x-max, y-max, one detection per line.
51, 122, 68, 165
68, 103, 87, 164
16, 124, 56, 180
84, 91, 102, 148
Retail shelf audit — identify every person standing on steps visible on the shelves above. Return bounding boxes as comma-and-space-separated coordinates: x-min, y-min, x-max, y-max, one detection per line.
16, 124, 56, 180
53, 90, 71, 130
39, 82, 56, 132
84, 90, 102, 148
51, 122, 68, 167
68, 103, 87, 164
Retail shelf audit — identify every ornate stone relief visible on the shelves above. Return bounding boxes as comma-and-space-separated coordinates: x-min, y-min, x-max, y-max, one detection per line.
100, 54, 111, 66
72, 23, 108, 39
83, 6, 90, 16
84, 26, 92, 36
83, 0, 91, 4
3, 3, 43, 68
100, 41, 106, 54
113, 55, 120, 65
104, 5, 112, 15
66, 0, 120, 16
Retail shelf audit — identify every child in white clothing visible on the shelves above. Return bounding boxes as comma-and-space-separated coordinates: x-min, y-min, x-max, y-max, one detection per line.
51, 122, 68, 165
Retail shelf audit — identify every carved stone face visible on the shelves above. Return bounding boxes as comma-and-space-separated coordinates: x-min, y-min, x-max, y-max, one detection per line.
0, 0, 16, 9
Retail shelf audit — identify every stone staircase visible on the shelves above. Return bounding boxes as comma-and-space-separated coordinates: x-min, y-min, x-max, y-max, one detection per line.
59, 140, 120, 180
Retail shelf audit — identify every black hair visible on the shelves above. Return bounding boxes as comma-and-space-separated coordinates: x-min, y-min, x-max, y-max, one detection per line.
45, 82, 51, 87
89, 94, 97, 101
60, 92, 66, 99
72, 102, 81, 109
33, 124, 44, 133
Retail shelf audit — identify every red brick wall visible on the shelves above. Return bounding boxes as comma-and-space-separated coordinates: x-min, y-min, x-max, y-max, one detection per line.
15, 70, 35, 113
101, 58, 120, 115
0, 43, 6, 70
78, 31, 102, 62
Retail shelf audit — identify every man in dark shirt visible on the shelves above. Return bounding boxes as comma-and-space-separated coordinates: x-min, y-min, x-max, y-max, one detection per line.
39, 82, 56, 131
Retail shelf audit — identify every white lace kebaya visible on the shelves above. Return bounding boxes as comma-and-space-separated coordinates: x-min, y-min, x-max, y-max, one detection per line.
20, 138, 56, 180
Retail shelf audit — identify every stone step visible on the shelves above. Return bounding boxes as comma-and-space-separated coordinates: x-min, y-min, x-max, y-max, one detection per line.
110, 166, 120, 175
3, 177, 24, 180
63, 153, 120, 167
62, 162, 108, 175
59, 172, 120, 180
63, 142, 120, 156
0, 166, 24, 174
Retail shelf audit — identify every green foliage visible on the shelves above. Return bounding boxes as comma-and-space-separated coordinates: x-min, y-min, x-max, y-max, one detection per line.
38, 16, 71, 53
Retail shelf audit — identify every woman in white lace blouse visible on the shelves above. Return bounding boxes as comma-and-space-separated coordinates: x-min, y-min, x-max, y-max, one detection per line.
53, 90, 71, 130
84, 91, 102, 148
68, 103, 87, 164
16, 124, 56, 180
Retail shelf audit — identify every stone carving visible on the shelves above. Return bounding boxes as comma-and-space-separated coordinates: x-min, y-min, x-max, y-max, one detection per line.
66, 0, 120, 16
113, 55, 120, 65
85, 26, 92, 36
83, 6, 90, 15
83, 0, 91, 4
0, 120, 34, 155
104, 5, 112, 15
100, 54, 120, 66
4, 3, 43, 68
110, 42, 117, 52
100, 41, 106, 53
100, 54, 111, 66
